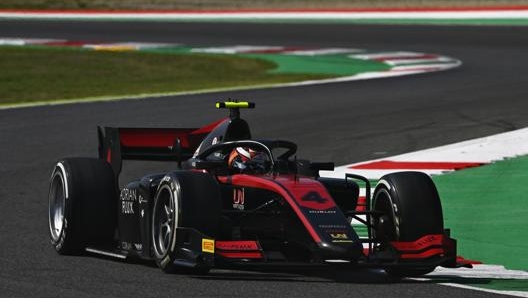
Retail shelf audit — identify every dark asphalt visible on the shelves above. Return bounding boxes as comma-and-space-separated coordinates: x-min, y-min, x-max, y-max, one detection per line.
1, 21, 527, 298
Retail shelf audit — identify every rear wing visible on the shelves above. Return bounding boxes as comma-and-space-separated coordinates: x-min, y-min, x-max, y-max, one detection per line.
98, 119, 223, 177
97, 101, 255, 178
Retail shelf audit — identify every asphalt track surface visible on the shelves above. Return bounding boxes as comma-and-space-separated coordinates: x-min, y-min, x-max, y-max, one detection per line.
1, 21, 528, 298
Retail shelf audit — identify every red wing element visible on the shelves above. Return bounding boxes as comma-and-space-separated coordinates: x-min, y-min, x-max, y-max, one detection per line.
116, 127, 205, 161
97, 118, 226, 176
391, 234, 444, 251
391, 234, 451, 259
215, 241, 264, 259
456, 256, 482, 267
119, 128, 197, 148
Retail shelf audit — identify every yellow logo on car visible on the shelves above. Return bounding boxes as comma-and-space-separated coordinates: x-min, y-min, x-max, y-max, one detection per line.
202, 239, 215, 253
330, 233, 348, 239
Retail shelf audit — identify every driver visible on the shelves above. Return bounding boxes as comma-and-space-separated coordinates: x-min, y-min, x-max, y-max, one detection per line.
227, 147, 269, 174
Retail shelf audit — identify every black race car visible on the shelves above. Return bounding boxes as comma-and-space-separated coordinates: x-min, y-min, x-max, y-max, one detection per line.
48, 101, 470, 277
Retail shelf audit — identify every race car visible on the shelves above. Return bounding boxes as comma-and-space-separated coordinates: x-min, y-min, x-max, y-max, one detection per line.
48, 101, 470, 277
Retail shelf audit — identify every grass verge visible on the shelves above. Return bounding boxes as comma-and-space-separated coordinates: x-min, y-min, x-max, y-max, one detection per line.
433, 155, 528, 271
0, 46, 332, 105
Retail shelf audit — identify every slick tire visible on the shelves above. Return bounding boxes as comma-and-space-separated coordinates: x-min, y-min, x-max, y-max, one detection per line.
151, 171, 221, 273
372, 171, 443, 277
48, 158, 118, 255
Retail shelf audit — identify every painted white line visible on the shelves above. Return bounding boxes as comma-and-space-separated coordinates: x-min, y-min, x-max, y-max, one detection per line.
0, 37, 65, 45
349, 51, 460, 71
431, 265, 528, 279
383, 56, 453, 66
285, 48, 364, 55
83, 42, 178, 50
1, 10, 528, 21
190, 45, 284, 54
351, 51, 428, 60
390, 63, 459, 71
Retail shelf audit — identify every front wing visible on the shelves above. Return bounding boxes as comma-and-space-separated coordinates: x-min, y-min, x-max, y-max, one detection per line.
173, 228, 470, 271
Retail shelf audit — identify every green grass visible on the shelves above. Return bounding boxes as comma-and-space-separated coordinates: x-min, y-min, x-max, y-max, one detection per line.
433, 155, 528, 271
0, 46, 331, 105
243, 53, 390, 75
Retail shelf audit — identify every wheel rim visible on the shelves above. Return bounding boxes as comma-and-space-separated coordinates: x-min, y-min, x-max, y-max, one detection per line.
48, 170, 66, 242
372, 188, 398, 240
153, 185, 177, 257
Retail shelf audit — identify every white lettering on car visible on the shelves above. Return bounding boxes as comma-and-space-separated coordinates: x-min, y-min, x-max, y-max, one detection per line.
120, 188, 137, 214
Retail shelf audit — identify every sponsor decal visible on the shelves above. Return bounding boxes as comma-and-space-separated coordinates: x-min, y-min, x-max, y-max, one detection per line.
121, 200, 133, 214
202, 239, 215, 254
215, 241, 263, 259
120, 188, 137, 214
319, 224, 347, 229
134, 243, 143, 251
330, 233, 349, 239
138, 195, 148, 204
331, 239, 355, 243
232, 187, 245, 210
216, 241, 260, 251
327, 230, 354, 243
308, 210, 336, 214
121, 242, 132, 250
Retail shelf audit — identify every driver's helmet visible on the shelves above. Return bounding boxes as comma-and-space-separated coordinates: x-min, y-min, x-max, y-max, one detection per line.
227, 147, 268, 173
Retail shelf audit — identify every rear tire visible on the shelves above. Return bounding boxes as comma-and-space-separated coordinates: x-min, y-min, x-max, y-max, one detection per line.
48, 158, 117, 255
151, 171, 221, 273
371, 171, 443, 277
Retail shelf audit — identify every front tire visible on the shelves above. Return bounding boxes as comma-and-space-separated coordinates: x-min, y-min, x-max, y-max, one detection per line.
371, 171, 444, 277
48, 158, 117, 255
152, 171, 221, 273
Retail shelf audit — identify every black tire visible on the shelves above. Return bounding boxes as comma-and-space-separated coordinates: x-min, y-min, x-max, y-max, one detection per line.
151, 171, 221, 273
371, 171, 443, 277
48, 158, 117, 255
